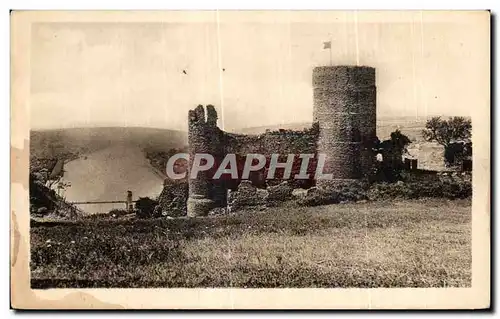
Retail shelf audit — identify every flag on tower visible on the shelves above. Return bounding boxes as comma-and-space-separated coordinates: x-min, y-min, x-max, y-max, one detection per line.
323, 41, 331, 49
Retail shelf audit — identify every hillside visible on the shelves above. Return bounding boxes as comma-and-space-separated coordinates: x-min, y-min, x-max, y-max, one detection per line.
29, 173, 81, 218
29, 127, 188, 215
30, 127, 187, 159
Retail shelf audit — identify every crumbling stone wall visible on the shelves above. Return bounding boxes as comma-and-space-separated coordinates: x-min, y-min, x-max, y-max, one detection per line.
224, 123, 319, 188
185, 105, 319, 217
225, 124, 318, 155
226, 180, 295, 213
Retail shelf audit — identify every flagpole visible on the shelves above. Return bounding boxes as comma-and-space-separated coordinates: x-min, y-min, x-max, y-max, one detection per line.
354, 11, 359, 66
323, 40, 332, 65
329, 38, 332, 66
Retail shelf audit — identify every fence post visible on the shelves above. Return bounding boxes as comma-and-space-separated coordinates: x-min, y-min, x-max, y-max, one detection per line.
404, 158, 411, 171
126, 190, 133, 212
411, 159, 418, 171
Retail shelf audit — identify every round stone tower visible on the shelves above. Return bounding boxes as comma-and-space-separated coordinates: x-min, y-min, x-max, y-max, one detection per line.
313, 66, 376, 188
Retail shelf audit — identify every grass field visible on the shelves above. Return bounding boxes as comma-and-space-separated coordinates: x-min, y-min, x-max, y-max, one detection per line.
31, 198, 471, 288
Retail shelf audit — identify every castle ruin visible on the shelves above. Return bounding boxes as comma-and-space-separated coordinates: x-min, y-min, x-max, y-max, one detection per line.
186, 65, 377, 217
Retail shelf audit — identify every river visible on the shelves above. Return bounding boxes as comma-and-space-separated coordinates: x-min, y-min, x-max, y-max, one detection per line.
59, 144, 165, 215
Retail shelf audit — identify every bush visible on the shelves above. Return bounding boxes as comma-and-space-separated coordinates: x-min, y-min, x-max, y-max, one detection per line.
135, 197, 159, 219
298, 177, 471, 206
440, 179, 472, 199
297, 188, 341, 207
367, 179, 471, 201
444, 142, 472, 168
82, 209, 130, 221
297, 182, 371, 207
337, 185, 369, 202
107, 209, 130, 218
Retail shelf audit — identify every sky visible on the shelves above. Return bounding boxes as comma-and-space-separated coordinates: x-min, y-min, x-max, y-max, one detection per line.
29, 11, 489, 131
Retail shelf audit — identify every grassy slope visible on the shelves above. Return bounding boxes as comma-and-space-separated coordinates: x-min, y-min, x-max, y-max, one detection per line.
31, 199, 471, 288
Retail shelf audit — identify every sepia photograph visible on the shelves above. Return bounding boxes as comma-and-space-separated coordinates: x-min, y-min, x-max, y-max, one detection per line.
10, 10, 490, 309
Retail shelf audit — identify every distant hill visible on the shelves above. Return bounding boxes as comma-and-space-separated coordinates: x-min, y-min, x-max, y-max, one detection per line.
231, 116, 451, 171
30, 127, 188, 161
231, 122, 313, 135
232, 117, 430, 141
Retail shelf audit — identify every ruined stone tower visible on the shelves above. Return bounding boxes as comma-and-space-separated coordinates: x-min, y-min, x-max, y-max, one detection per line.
184, 66, 377, 217
186, 105, 226, 217
313, 66, 376, 188
186, 105, 215, 217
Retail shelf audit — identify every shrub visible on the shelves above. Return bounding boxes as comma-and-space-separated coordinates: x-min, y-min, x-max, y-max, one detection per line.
81, 209, 130, 221
443, 142, 472, 168
107, 209, 129, 218
135, 197, 159, 219
298, 177, 471, 206
367, 179, 471, 201
297, 188, 341, 207
440, 179, 472, 199
367, 182, 412, 200
336, 184, 369, 202
297, 182, 371, 207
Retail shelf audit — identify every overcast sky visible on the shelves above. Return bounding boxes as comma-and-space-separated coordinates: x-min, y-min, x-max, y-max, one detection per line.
30, 11, 488, 131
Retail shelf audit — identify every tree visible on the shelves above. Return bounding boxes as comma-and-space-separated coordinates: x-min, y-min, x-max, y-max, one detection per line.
373, 129, 412, 159
372, 129, 412, 182
422, 117, 472, 167
444, 141, 472, 167
422, 116, 471, 148
389, 129, 412, 155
